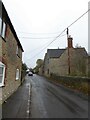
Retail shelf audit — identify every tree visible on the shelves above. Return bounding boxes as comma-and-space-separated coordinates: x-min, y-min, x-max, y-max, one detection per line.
22, 63, 28, 71
34, 59, 43, 73
36, 59, 43, 68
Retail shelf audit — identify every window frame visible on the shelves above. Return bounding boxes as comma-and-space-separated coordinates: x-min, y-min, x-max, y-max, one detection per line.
0, 17, 2, 35
16, 69, 20, 80
0, 62, 5, 87
16, 45, 21, 58
0, 17, 6, 39
2, 22, 6, 38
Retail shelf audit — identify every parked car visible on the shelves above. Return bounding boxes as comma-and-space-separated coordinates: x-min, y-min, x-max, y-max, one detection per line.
28, 72, 33, 76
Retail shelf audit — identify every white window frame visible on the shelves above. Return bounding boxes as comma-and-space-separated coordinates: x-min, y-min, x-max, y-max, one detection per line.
16, 69, 19, 80
2, 22, 6, 38
0, 17, 6, 39
0, 62, 5, 87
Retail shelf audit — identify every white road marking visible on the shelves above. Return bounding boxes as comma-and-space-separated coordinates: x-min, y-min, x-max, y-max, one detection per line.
26, 83, 31, 118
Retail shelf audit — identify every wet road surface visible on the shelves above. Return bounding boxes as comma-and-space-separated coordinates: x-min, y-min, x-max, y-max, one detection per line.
30, 74, 88, 118
2, 74, 88, 118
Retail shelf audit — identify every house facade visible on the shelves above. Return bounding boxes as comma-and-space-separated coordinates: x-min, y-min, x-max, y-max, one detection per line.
43, 49, 65, 76
43, 36, 88, 77
0, 1, 24, 103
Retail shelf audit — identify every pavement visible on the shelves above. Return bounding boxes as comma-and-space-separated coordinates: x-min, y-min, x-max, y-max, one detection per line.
2, 76, 31, 119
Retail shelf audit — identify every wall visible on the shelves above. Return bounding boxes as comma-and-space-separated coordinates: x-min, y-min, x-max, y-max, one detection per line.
87, 56, 90, 77
58, 48, 87, 76
44, 48, 88, 77
43, 53, 50, 77
0, 24, 22, 103
69, 48, 87, 76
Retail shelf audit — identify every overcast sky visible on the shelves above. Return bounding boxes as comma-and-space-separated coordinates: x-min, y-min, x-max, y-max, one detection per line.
2, 0, 89, 68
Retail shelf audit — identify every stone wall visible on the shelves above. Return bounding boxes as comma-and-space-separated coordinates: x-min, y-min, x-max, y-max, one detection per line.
44, 48, 88, 77
0, 24, 22, 103
43, 53, 50, 77
87, 56, 90, 77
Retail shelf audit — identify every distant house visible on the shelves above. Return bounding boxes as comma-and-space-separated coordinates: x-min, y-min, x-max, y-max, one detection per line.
0, 1, 24, 103
43, 49, 65, 76
43, 36, 88, 77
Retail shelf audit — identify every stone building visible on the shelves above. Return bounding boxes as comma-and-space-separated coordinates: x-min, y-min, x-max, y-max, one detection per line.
87, 56, 90, 77
43, 49, 65, 77
0, 1, 24, 103
43, 36, 88, 77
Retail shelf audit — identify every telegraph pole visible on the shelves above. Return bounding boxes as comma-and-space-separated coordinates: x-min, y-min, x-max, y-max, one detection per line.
67, 28, 70, 75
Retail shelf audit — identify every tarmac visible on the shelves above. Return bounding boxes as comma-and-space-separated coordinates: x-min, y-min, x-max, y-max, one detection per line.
2, 77, 31, 119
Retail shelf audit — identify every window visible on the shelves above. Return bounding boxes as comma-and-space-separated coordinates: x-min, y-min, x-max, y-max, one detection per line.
16, 46, 18, 55
2, 22, 6, 38
0, 62, 5, 87
16, 45, 21, 57
16, 69, 19, 80
0, 17, 6, 39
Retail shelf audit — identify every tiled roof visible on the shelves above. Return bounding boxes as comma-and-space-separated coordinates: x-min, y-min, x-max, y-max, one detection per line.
47, 49, 65, 58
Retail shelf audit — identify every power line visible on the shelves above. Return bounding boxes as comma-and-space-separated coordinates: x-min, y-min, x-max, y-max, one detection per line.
25, 9, 90, 61
18, 9, 89, 38
25, 40, 55, 54
19, 36, 58, 39
67, 9, 89, 28
18, 31, 63, 35
20, 9, 90, 40
26, 34, 66, 61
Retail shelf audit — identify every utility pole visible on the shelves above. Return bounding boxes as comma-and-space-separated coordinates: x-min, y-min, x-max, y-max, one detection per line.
67, 28, 70, 75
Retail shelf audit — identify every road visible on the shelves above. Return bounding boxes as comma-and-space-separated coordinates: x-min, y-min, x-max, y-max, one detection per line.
2, 74, 88, 118
29, 74, 88, 118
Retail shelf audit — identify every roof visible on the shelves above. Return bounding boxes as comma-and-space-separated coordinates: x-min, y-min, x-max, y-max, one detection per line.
74, 47, 88, 57
47, 49, 65, 58
0, 1, 24, 52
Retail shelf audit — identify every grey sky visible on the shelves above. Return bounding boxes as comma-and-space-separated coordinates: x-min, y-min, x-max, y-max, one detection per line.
2, 0, 89, 68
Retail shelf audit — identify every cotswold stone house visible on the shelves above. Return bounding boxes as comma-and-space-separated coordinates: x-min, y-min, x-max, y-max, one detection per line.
43, 36, 88, 77
0, 1, 24, 103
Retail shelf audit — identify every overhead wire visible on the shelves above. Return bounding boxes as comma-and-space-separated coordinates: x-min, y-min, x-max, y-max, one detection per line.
23, 9, 90, 61
26, 34, 67, 61
25, 40, 56, 54
19, 36, 59, 39
18, 31, 63, 35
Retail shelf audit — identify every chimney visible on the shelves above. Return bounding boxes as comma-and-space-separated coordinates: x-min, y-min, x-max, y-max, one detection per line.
68, 35, 73, 48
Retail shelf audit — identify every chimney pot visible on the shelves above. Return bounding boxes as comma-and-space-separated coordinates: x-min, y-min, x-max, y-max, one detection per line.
68, 35, 73, 48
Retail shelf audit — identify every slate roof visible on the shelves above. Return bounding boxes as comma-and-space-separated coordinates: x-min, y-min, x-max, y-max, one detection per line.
47, 49, 65, 58
74, 48, 88, 57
